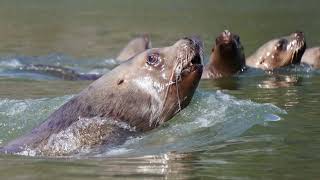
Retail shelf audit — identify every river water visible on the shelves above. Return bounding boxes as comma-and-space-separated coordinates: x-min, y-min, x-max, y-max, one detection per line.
0, 0, 320, 179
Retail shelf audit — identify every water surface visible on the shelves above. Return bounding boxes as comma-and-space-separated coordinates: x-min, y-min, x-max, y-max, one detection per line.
0, 0, 320, 179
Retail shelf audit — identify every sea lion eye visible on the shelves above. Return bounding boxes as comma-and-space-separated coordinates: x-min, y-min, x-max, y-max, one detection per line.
276, 39, 286, 50
276, 43, 282, 50
147, 53, 160, 66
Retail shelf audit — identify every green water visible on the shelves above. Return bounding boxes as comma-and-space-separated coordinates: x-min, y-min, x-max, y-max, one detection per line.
1, 0, 320, 179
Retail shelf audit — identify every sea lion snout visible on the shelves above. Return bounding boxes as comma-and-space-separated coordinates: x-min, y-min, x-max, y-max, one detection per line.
182, 36, 203, 51
221, 30, 232, 41
289, 31, 305, 46
223, 30, 231, 36
216, 30, 238, 46
176, 37, 203, 71
293, 31, 304, 40
186, 37, 203, 64
289, 31, 306, 64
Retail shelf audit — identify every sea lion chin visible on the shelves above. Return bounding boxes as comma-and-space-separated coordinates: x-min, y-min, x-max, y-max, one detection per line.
246, 31, 306, 70
202, 30, 246, 79
1, 37, 203, 156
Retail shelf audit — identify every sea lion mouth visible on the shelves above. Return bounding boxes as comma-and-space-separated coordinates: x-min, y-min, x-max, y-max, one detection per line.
176, 37, 203, 78
180, 55, 202, 77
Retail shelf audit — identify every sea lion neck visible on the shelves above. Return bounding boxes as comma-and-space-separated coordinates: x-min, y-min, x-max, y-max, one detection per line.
78, 73, 162, 132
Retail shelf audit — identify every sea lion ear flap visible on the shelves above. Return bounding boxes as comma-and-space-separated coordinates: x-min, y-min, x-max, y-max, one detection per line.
142, 33, 152, 49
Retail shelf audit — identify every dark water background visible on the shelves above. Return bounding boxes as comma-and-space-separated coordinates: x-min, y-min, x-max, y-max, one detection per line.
0, 0, 320, 179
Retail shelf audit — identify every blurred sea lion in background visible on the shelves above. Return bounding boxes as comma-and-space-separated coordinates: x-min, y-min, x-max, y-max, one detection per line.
202, 30, 246, 79
246, 31, 306, 71
301, 47, 320, 68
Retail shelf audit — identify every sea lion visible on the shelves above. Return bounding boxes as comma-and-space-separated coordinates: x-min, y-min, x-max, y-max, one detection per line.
202, 30, 246, 79
1, 37, 203, 156
116, 34, 152, 62
301, 47, 320, 68
246, 31, 306, 70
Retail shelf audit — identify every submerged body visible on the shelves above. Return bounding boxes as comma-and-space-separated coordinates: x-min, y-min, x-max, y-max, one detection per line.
202, 30, 246, 79
301, 47, 320, 68
246, 32, 306, 70
1, 37, 203, 156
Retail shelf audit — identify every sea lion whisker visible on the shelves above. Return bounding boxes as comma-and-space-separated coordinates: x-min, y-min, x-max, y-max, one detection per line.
171, 53, 185, 114
151, 58, 180, 127
152, 49, 188, 126
175, 75, 182, 112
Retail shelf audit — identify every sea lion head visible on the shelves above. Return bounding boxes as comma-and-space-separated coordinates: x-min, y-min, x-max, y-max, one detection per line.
249, 31, 306, 70
92, 37, 203, 131
209, 30, 245, 77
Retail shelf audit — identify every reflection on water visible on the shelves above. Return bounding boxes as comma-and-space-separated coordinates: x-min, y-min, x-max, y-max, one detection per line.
0, 153, 195, 179
201, 77, 241, 90
257, 74, 301, 89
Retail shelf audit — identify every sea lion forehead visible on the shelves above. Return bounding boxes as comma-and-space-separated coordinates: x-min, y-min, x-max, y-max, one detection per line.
135, 44, 183, 63
255, 39, 280, 54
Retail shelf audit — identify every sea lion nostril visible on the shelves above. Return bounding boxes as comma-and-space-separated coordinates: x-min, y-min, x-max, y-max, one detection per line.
293, 31, 304, 39
223, 30, 231, 37
182, 36, 202, 52
183, 37, 194, 45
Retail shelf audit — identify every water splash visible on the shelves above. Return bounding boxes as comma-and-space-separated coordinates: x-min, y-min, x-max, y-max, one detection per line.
0, 91, 285, 157
99, 91, 285, 157
0, 59, 23, 68
0, 95, 72, 145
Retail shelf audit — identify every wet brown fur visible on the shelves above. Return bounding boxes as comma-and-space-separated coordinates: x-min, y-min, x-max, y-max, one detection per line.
202, 30, 245, 79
